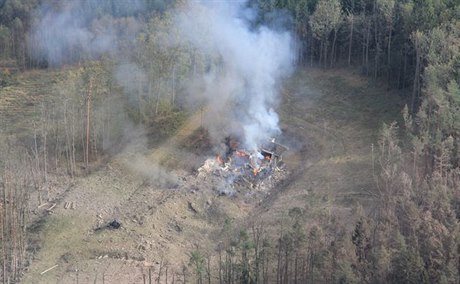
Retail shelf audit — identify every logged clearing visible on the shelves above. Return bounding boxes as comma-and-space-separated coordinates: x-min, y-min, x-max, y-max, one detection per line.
0, 69, 65, 135
18, 68, 405, 283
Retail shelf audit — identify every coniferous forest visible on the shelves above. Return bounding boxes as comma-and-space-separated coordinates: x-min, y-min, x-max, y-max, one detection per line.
0, 0, 459, 283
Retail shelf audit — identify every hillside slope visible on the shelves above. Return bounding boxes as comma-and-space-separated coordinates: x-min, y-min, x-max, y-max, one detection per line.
19, 67, 405, 283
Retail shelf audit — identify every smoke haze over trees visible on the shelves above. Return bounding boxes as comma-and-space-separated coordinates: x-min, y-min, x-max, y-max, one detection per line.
174, 1, 294, 153
0, 0, 459, 282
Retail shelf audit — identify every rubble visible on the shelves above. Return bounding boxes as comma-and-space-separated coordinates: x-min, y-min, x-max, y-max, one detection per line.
109, 219, 121, 229
187, 201, 199, 214
194, 138, 289, 196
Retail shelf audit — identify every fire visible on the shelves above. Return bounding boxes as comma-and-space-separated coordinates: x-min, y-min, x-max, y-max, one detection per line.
235, 150, 250, 157
198, 137, 287, 188
216, 155, 224, 165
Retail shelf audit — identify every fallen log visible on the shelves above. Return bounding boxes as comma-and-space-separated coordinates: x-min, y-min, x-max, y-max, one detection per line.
46, 203, 56, 212
38, 202, 49, 209
40, 264, 58, 275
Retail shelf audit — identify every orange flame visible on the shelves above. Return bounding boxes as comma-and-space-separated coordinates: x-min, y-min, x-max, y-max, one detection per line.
235, 150, 250, 157
216, 155, 224, 165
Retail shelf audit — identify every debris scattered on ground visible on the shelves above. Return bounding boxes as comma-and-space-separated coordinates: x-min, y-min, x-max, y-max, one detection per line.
40, 264, 58, 275
94, 219, 122, 232
187, 201, 199, 214
188, 137, 289, 197
64, 201, 75, 209
108, 219, 121, 229
46, 203, 57, 213
38, 202, 49, 209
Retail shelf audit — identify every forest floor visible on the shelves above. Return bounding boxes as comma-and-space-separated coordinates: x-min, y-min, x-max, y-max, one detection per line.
16, 67, 406, 283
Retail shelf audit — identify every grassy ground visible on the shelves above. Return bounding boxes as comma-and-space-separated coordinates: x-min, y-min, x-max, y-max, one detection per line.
0, 69, 66, 135
255, 67, 406, 226
16, 67, 406, 283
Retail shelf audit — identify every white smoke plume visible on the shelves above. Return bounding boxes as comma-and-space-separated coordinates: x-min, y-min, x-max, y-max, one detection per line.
176, 1, 293, 154
28, 0, 293, 158
28, 0, 144, 66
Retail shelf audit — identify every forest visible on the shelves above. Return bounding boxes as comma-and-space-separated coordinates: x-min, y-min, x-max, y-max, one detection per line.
0, 0, 459, 283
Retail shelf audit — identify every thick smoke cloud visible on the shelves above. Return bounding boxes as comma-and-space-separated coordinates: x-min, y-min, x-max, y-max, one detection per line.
29, 0, 293, 159
176, 1, 293, 153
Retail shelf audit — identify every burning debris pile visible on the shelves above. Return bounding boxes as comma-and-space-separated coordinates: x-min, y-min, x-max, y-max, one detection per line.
196, 137, 289, 196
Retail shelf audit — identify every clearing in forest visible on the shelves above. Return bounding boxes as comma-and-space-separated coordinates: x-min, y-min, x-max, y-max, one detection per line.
19, 67, 404, 283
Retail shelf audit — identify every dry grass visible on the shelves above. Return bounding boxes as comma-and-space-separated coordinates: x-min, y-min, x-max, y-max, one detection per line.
0, 69, 67, 136
254, 67, 405, 227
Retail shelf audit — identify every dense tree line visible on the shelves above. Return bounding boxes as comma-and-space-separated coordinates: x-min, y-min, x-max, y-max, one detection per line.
0, 0, 174, 68
255, 0, 459, 89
